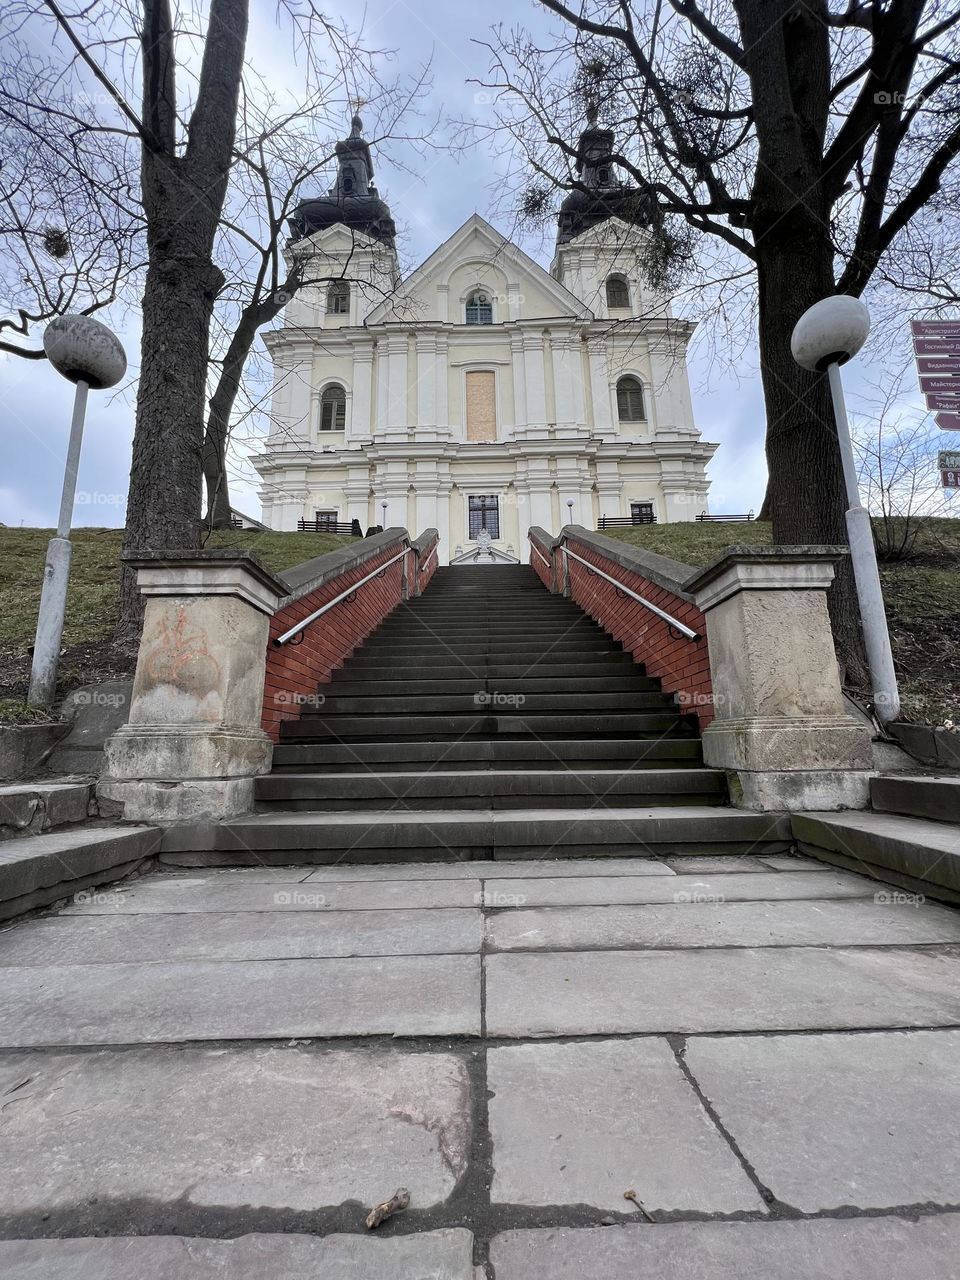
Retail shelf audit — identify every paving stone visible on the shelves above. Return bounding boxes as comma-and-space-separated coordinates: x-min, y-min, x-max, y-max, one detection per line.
481, 869, 875, 909
760, 854, 831, 871
489, 1216, 960, 1279
302, 857, 676, 881
486, 897, 960, 952
60, 876, 482, 914
0, 908, 480, 966
0, 954, 480, 1046
664, 855, 770, 874
0, 1230, 477, 1279
485, 947, 960, 1036
0, 1046, 471, 1214
487, 1040, 762, 1212
685, 1030, 960, 1210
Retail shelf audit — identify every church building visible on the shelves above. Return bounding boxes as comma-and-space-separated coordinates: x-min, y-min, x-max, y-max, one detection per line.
253, 115, 718, 563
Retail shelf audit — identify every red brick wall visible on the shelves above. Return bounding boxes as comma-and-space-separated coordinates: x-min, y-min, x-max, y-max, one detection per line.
262, 537, 438, 741
534, 536, 714, 730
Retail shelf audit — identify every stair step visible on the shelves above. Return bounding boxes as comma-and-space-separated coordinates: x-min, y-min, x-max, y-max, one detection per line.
161, 807, 791, 864
870, 774, 960, 824
0, 824, 161, 921
255, 768, 727, 810
321, 676, 660, 697
309, 692, 676, 715
341, 653, 638, 673
280, 712, 693, 740
793, 810, 960, 901
0, 781, 92, 839
271, 738, 704, 770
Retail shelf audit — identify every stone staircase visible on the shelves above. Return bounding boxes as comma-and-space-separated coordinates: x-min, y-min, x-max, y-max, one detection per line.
163, 564, 790, 864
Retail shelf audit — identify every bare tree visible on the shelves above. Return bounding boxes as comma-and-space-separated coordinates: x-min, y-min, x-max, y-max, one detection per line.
478, 0, 960, 673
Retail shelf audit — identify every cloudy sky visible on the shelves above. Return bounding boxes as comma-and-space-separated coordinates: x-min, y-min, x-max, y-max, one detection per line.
0, 0, 936, 531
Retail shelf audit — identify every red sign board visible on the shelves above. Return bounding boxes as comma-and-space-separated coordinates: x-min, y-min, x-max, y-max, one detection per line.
935, 413, 960, 432
919, 375, 960, 395
927, 394, 960, 412
918, 357, 960, 373
915, 338, 960, 355
913, 320, 960, 336
912, 322, 960, 421
942, 469, 960, 489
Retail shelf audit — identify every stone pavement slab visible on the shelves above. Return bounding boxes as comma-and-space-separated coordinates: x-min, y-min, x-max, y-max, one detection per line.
485, 946, 960, 1036
486, 897, 960, 952
487, 1040, 762, 1212
60, 876, 482, 913
0, 908, 480, 966
0, 954, 480, 1046
489, 1216, 960, 1279
760, 853, 832, 871
481, 869, 874, 908
684, 1029, 960, 1210
663, 854, 771, 874
0, 1045, 470, 1214
0, 1229, 477, 1278
303, 856, 676, 880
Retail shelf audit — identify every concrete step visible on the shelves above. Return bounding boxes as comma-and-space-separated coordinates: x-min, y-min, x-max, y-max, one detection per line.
0, 824, 161, 921
280, 711, 694, 741
341, 653, 638, 674
870, 774, 960, 824
0, 781, 92, 839
375, 617, 598, 634
354, 640, 624, 658
271, 738, 705, 771
323, 676, 661, 697
255, 768, 728, 810
160, 806, 791, 864
792, 810, 960, 902
310, 692, 677, 716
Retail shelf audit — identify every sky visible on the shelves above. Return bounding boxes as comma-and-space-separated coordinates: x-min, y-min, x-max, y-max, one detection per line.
0, 0, 940, 531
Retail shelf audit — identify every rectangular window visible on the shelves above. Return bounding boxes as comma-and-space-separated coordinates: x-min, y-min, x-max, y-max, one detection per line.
468, 495, 500, 539
630, 502, 655, 524
465, 370, 497, 442
314, 509, 339, 531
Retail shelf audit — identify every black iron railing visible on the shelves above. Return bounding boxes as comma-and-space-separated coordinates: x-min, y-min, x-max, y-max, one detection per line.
597, 514, 658, 529
297, 519, 365, 536
696, 510, 754, 522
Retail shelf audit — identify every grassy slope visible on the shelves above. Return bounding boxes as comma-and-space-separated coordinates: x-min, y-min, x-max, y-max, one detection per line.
603, 518, 960, 726
0, 527, 350, 717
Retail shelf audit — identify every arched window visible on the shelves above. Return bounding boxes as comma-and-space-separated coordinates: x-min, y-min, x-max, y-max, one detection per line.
319, 384, 346, 432
616, 375, 645, 423
465, 289, 493, 325
606, 275, 630, 309
327, 281, 350, 314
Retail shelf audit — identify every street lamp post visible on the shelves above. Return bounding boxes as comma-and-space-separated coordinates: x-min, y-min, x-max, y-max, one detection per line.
791, 295, 900, 724
28, 315, 126, 706
566, 498, 575, 524
380, 499, 388, 528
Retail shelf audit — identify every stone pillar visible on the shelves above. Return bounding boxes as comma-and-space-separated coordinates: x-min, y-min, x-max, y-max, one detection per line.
686, 548, 874, 811
350, 346, 374, 442
522, 333, 547, 427
99, 552, 286, 822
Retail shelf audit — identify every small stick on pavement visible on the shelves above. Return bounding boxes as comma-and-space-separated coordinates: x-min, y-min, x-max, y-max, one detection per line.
624, 1188, 656, 1222
365, 1187, 411, 1229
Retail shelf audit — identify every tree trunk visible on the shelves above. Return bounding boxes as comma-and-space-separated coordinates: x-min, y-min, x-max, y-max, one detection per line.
115, 0, 249, 641
754, 235, 867, 683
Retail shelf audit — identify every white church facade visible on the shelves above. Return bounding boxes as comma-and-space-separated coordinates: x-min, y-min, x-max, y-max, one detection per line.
254, 116, 717, 563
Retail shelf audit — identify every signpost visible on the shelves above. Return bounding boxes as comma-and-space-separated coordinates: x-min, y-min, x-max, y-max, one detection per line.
912, 320, 960, 429
939, 450, 960, 490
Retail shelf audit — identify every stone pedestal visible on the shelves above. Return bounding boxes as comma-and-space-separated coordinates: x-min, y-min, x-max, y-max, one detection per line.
686, 548, 874, 812
98, 552, 286, 822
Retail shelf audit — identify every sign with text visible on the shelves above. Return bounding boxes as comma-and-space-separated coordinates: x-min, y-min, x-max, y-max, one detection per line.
942, 469, 960, 489
938, 450, 960, 470
912, 320, 960, 425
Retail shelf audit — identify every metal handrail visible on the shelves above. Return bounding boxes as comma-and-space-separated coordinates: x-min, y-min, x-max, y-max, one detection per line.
561, 546, 701, 642
530, 544, 552, 569
274, 548, 410, 646
419, 543, 438, 574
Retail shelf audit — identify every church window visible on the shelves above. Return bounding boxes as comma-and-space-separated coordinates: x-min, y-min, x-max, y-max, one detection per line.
468, 495, 500, 540
465, 290, 493, 325
606, 275, 630, 308
465, 370, 497, 441
630, 502, 655, 524
616, 375, 645, 422
314, 509, 339, 530
327, 281, 350, 314
319, 384, 346, 431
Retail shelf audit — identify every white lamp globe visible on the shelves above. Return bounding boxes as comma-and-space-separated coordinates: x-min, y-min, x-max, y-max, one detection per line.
791, 296, 870, 372
43, 315, 126, 389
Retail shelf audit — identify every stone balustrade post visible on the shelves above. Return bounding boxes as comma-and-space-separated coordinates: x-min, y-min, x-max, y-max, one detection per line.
98, 551, 286, 822
685, 546, 874, 811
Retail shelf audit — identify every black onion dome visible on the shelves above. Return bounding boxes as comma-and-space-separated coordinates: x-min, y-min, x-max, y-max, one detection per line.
555, 114, 659, 246
289, 115, 396, 248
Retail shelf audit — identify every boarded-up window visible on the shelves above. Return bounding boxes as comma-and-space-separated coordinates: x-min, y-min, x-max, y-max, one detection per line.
465, 371, 496, 441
